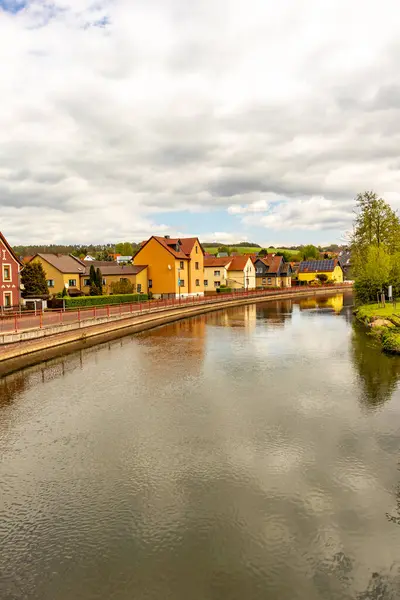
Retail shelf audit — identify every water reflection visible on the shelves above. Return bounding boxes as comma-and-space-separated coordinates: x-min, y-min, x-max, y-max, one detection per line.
2, 292, 400, 600
299, 293, 344, 313
351, 322, 400, 408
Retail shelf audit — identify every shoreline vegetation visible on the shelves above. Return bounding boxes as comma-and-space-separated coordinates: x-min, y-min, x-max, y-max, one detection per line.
354, 304, 400, 354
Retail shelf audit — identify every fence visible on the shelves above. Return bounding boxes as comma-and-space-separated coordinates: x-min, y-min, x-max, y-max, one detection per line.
0, 284, 353, 335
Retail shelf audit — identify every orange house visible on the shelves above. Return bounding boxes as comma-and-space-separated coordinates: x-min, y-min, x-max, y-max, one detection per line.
133, 236, 204, 299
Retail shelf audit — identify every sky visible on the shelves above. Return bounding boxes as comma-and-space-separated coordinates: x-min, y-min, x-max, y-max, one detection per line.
1, 0, 400, 246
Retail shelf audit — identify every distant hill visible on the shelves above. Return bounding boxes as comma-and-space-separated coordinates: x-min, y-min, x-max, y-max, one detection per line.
203, 246, 300, 256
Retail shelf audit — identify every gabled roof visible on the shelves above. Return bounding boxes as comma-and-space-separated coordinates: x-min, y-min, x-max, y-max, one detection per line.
255, 255, 284, 275
0, 231, 23, 266
136, 236, 189, 260
31, 253, 86, 274
204, 257, 232, 268
227, 256, 252, 271
82, 261, 146, 276
338, 251, 351, 266
298, 259, 339, 273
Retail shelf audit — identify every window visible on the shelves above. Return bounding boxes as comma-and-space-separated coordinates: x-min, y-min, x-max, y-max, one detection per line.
102, 278, 106, 285
148, 279, 153, 288
256, 267, 263, 274
195, 246, 198, 254
4, 292, 12, 307
47, 279, 55, 288
120, 277, 128, 283
195, 262, 199, 270
68, 279, 76, 287
214, 281, 221, 287
179, 279, 185, 287
262, 278, 266, 285
3, 264, 11, 281
84, 278, 90, 286
267, 277, 272, 284
180, 261, 184, 269
214, 270, 220, 276
204, 280, 208, 287
137, 284, 142, 293
195, 279, 200, 286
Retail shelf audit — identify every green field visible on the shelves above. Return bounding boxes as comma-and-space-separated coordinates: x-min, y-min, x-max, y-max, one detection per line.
203, 246, 299, 256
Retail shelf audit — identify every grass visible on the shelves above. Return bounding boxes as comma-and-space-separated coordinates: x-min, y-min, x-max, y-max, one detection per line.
355, 303, 400, 322
355, 302, 400, 354
203, 246, 300, 256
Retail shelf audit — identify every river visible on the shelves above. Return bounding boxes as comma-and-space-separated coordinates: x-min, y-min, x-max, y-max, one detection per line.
1, 292, 400, 600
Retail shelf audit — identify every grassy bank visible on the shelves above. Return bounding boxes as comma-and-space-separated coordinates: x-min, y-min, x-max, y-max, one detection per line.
354, 303, 400, 354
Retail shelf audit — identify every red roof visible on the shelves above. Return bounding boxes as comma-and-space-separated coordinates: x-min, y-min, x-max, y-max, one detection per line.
137, 236, 203, 261
204, 257, 232, 267
227, 256, 251, 271
257, 255, 283, 274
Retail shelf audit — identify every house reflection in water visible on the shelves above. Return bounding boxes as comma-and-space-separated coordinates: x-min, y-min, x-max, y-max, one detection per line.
206, 304, 257, 331
299, 293, 344, 314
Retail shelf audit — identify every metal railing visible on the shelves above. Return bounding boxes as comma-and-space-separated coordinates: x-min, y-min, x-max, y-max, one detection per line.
0, 283, 353, 336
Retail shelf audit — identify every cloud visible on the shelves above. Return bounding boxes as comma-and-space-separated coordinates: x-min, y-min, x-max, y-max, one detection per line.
1, 0, 400, 243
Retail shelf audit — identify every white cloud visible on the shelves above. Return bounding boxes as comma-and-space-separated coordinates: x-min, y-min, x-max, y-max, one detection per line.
1, 0, 400, 243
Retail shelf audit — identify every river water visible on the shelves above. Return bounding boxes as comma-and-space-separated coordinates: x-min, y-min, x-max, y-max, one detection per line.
1, 292, 400, 600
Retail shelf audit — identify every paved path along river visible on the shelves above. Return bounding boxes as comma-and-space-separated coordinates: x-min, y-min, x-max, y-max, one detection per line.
1, 292, 400, 600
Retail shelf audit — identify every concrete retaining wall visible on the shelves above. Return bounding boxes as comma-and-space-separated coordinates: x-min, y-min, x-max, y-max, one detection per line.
0, 287, 352, 375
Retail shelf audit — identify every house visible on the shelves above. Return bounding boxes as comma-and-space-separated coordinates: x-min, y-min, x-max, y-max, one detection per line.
80, 261, 148, 295
204, 257, 232, 290
29, 254, 86, 295
227, 256, 256, 289
0, 231, 23, 308
338, 250, 352, 279
116, 256, 133, 264
254, 256, 292, 288
298, 259, 344, 283
133, 236, 205, 298
84, 254, 96, 261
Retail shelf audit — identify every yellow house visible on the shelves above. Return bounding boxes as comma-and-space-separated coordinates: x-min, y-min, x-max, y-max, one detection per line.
254, 255, 292, 288
226, 256, 256, 290
298, 259, 344, 284
203, 257, 232, 291
30, 254, 86, 295
80, 262, 148, 295
133, 236, 204, 298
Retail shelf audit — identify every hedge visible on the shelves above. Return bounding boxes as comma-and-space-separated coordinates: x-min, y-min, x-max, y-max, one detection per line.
64, 293, 148, 308
217, 287, 234, 293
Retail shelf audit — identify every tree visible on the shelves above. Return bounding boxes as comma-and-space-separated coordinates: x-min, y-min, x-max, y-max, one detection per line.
96, 250, 113, 261
316, 273, 328, 283
96, 268, 103, 295
89, 264, 101, 296
353, 245, 391, 304
115, 242, 134, 256
110, 279, 134, 294
275, 250, 292, 262
218, 245, 231, 256
21, 262, 48, 296
351, 191, 400, 255
300, 245, 319, 260
258, 248, 269, 257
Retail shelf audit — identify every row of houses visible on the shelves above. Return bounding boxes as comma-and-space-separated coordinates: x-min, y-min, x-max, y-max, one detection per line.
0, 231, 346, 308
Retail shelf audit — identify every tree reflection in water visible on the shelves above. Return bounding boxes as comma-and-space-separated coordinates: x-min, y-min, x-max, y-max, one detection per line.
351, 322, 400, 408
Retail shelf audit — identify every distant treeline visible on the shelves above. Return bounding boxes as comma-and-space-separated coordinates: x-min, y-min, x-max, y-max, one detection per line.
13, 243, 141, 258
202, 241, 262, 248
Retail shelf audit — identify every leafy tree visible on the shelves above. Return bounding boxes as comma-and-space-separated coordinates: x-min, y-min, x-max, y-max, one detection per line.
275, 250, 292, 262
258, 248, 269, 257
96, 250, 113, 261
218, 245, 231, 256
115, 242, 134, 256
316, 273, 328, 283
21, 262, 48, 296
300, 245, 319, 260
61, 286, 68, 297
110, 279, 134, 294
353, 246, 391, 304
351, 191, 400, 255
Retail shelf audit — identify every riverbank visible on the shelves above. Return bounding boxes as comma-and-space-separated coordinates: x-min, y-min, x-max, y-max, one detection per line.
354, 303, 400, 354
0, 287, 352, 375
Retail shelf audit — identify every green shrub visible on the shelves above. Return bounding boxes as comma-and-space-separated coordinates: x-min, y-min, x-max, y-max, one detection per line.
64, 293, 148, 308
382, 331, 400, 354
216, 286, 234, 293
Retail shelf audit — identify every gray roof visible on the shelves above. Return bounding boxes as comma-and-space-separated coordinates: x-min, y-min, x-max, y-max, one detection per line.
34, 253, 86, 274
82, 261, 146, 276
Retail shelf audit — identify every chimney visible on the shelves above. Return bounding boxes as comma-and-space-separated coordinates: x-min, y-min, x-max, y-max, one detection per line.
164, 235, 170, 239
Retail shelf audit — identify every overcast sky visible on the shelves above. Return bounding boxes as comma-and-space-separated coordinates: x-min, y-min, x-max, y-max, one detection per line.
1, 0, 400, 246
